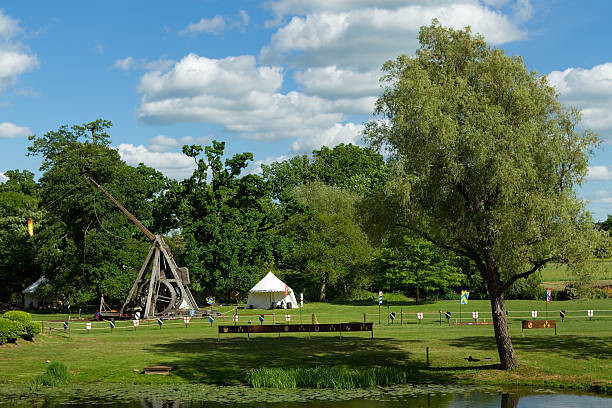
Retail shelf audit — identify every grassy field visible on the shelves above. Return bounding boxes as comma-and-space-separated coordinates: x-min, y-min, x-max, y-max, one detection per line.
1, 299, 611, 395
540, 260, 612, 291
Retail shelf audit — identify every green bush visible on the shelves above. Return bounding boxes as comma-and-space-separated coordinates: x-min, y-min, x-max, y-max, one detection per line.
1, 311, 40, 341
31, 362, 71, 387
505, 273, 546, 300
0, 318, 23, 344
3, 310, 33, 324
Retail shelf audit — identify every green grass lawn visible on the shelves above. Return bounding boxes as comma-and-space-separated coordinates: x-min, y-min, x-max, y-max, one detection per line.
1, 299, 611, 394
541, 260, 612, 281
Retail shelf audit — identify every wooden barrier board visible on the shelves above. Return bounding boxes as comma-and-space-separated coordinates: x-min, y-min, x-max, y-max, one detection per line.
521, 319, 556, 335
218, 322, 373, 336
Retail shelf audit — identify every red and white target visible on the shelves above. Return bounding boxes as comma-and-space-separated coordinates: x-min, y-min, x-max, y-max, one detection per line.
183, 317, 190, 325
472, 311, 478, 319
133, 319, 139, 327
417, 312, 423, 320
588, 310, 594, 317
285, 314, 291, 322
531, 310, 538, 318
233, 314, 239, 323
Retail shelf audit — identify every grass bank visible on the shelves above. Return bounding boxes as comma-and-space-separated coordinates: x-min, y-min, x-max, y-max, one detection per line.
1, 299, 611, 395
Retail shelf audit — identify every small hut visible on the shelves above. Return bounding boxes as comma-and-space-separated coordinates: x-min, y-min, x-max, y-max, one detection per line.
22, 276, 56, 309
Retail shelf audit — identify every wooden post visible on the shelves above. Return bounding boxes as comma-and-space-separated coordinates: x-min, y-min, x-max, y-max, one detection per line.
400, 308, 403, 326
363, 312, 367, 323
311, 313, 316, 324
426, 347, 429, 368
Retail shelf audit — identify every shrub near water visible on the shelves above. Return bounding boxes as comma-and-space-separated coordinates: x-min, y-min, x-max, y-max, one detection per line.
31, 362, 71, 387
248, 367, 408, 389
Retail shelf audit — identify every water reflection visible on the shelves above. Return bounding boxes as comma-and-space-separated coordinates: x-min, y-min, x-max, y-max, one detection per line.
2, 390, 610, 407
129, 392, 608, 408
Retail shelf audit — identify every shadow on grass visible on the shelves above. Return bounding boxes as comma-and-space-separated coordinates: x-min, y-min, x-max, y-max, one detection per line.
147, 335, 481, 385
447, 335, 612, 360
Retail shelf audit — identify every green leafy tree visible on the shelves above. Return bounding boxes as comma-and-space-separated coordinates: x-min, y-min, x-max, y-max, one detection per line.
0, 170, 38, 197
28, 120, 163, 305
366, 21, 599, 369
0, 187, 43, 303
373, 235, 463, 303
282, 182, 373, 300
177, 141, 289, 300
262, 144, 388, 197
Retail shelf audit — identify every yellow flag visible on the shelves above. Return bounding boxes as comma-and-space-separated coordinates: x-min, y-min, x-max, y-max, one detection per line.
27, 218, 34, 237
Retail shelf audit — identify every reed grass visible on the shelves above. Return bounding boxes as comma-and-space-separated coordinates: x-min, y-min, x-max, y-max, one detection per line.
247, 366, 408, 389
31, 362, 71, 388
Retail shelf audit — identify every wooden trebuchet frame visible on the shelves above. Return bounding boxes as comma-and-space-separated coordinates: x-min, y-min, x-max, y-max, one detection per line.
87, 176, 199, 319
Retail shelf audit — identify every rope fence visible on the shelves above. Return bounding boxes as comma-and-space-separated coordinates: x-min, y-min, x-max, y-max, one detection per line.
38, 307, 612, 338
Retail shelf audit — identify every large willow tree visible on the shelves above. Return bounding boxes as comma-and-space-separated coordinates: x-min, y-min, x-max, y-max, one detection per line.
366, 21, 599, 369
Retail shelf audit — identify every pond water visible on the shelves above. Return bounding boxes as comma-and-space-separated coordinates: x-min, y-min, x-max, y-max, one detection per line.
0, 386, 609, 408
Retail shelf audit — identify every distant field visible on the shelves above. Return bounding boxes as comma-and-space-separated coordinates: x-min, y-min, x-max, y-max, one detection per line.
540, 260, 612, 289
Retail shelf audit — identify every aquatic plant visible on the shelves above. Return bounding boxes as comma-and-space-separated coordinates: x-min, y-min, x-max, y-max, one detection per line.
247, 366, 408, 389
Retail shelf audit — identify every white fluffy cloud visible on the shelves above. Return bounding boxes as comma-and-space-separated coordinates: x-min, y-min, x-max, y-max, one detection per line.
295, 66, 381, 99
117, 143, 196, 180
137, 54, 370, 141
0, 121, 31, 138
261, 2, 526, 70
148, 134, 179, 152
291, 122, 363, 153
180, 16, 226, 35
0, 11, 38, 92
138, 54, 282, 101
548, 62, 612, 137
588, 166, 612, 181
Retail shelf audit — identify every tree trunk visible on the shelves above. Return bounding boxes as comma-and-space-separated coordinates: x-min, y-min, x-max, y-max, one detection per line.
415, 286, 420, 304
489, 286, 518, 369
319, 281, 326, 302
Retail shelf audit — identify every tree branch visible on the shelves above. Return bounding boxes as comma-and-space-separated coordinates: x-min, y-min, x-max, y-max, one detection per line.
499, 258, 553, 294
397, 222, 473, 260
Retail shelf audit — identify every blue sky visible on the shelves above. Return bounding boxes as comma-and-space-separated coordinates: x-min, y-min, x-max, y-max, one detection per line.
1, 0, 611, 220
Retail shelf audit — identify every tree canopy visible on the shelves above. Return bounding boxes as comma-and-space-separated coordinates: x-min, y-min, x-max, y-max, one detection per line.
365, 21, 599, 369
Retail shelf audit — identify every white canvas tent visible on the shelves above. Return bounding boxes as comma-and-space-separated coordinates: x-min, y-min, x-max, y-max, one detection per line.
246, 271, 298, 309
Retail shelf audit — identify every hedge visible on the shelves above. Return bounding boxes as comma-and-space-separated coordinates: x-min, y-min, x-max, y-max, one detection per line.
0, 311, 41, 344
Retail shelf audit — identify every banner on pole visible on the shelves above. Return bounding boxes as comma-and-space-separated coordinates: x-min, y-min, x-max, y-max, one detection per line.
378, 291, 383, 305
417, 312, 423, 320
460, 291, 469, 305
546, 289, 552, 303
472, 311, 478, 319
300, 292, 304, 307
531, 310, 538, 319
133, 319, 139, 327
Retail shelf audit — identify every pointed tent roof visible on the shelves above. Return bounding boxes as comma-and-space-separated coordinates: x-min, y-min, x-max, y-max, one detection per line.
249, 271, 291, 293
22, 276, 48, 294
